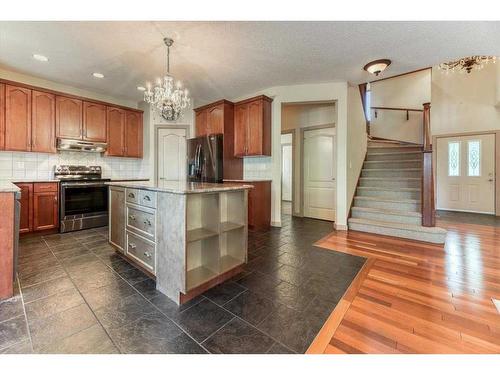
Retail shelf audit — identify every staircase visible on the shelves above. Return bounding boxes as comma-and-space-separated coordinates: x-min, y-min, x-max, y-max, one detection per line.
348, 140, 447, 244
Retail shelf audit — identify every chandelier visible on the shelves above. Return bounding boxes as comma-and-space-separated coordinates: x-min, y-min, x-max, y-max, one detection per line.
144, 38, 190, 121
438, 56, 496, 74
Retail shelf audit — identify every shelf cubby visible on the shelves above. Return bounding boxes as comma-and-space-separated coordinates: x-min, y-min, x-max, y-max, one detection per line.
186, 235, 220, 291
186, 193, 220, 242
220, 190, 246, 233
220, 226, 246, 273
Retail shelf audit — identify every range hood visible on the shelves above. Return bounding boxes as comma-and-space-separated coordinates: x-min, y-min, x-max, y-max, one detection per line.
57, 138, 107, 153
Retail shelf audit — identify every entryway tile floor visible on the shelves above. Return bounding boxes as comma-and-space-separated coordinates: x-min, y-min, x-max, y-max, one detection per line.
0, 215, 365, 354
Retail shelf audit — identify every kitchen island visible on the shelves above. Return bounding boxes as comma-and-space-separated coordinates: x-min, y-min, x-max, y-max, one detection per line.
106, 181, 252, 305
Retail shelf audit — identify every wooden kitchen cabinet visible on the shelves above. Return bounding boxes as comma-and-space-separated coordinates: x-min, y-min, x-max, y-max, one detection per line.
17, 183, 33, 233
224, 180, 271, 229
32, 90, 56, 153
195, 109, 208, 136
233, 95, 272, 157
207, 104, 224, 135
106, 107, 126, 156
4, 84, 32, 151
0, 83, 5, 149
83, 102, 107, 142
124, 110, 143, 158
56, 95, 83, 139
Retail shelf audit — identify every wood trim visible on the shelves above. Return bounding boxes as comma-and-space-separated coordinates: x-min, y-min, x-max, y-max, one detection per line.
281, 129, 296, 216
234, 94, 273, 106
0, 78, 142, 114
193, 99, 234, 112
421, 103, 435, 226
0, 193, 15, 299
0, 83, 4, 149
348, 149, 368, 219
371, 106, 423, 112
369, 67, 432, 83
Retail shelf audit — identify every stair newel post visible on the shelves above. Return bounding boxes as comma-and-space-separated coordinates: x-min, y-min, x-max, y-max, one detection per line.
421, 102, 435, 227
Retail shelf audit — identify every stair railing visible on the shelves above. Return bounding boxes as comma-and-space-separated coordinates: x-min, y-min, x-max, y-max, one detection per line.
421, 102, 435, 227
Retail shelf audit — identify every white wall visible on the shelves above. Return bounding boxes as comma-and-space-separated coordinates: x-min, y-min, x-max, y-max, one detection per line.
431, 63, 500, 136
347, 85, 368, 208
370, 69, 431, 144
232, 82, 349, 229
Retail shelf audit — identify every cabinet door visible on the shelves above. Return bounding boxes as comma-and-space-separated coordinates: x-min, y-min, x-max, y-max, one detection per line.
125, 111, 143, 158
16, 183, 33, 233
0, 84, 4, 149
207, 104, 224, 135
5, 85, 32, 151
109, 187, 125, 252
233, 103, 248, 157
195, 109, 207, 136
33, 191, 58, 231
106, 107, 125, 156
247, 99, 263, 156
83, 102, 107, 142
32, 90, 56, 153
56, 96, 83, 139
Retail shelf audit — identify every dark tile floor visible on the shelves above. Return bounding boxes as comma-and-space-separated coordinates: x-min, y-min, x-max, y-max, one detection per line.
0, 215, 365, 354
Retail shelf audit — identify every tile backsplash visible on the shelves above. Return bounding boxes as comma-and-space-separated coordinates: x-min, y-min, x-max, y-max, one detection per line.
243, 157, 273, 179
0, 151, 149, 181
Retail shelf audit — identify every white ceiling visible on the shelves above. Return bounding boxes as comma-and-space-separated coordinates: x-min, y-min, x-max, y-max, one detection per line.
1, 21, 500, 106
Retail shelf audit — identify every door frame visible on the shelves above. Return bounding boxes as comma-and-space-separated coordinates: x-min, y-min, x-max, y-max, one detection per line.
300, 123, 336, 220
154, 124, 190, 184
433, 130, 499, 216
281, 129, 296, 215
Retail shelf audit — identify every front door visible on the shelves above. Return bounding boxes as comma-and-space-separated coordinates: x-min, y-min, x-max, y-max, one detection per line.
157, 128, 187, 183
303, 127, 336, 221
436, 134, 495, 214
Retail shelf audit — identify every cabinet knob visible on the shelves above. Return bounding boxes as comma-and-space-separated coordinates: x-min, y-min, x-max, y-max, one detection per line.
129, 243, 136, 249
144, 251, 151, 258
143, 195, 151, 201
128, 193, 135, 198
143, 219, 152, 226
129, 215, 136, 221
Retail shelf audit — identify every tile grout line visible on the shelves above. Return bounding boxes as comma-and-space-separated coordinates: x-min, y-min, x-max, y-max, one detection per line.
199, 316, 237, 346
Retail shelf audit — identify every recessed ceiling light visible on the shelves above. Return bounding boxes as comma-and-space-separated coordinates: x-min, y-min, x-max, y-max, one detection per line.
92, 72, 104, 79
33, 54, 49, 62
137, 86, 146, 91
363, 59, 392, 76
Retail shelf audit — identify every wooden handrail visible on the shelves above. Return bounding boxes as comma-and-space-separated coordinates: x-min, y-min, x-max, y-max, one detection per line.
421, 102, 435, 227
370, 106, 423, 112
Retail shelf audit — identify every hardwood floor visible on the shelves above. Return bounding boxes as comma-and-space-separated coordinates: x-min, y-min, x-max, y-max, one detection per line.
307, 211, 500, 354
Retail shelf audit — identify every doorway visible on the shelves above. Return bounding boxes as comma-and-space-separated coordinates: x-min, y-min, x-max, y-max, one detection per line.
436, 133, 495, 214
281, 133, 293, 215
302, 127, 336, 221
155, 126, 188, 183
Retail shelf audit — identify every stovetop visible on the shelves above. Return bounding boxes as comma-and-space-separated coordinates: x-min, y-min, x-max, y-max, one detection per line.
54, 165, 109, 182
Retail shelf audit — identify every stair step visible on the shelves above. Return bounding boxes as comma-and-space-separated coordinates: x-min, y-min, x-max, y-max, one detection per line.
359, 177, 421, 188
356, 186, 421, 200
366, 151, 422, 161
351, 206, 422, 225
348, 218, 447, 244
361, 168, 422, 178
367, 146, 423, 154
354, 196, 420, 212
364, 160, 422, 169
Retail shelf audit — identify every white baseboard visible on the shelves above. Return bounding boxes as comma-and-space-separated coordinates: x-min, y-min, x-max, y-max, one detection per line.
334, 223, 348, 231
271, 221, 282, 227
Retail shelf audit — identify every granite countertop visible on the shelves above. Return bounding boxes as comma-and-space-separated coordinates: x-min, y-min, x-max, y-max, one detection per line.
106, 180, 253, 194
10, 179, 60, 183
0, 181, 21, 193
223, 179, 272, 182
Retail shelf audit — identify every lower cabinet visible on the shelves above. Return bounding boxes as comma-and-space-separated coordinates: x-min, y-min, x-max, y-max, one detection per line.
16, 182, 59, 233
225, 180, 271, 229
109, 186, 125, 252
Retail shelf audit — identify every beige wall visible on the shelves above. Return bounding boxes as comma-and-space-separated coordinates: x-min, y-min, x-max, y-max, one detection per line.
347, 85, 368, 209
370, 69, 431, 144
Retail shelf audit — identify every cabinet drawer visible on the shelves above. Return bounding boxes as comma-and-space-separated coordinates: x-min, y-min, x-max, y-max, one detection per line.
139, 190, 156, 208
34, 182, 58, 193
126, 204, 155, 240
126, 231, 155, 272
126, 188, 139, 204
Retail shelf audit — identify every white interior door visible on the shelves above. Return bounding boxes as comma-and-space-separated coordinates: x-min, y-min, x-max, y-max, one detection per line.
303, 127, 336, 221
437, 134, 495, 214
281, 143, 292, 201
157, 128, 187, 183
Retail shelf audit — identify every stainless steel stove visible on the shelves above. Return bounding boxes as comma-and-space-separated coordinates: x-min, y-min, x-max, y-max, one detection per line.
55, 165, 110, 233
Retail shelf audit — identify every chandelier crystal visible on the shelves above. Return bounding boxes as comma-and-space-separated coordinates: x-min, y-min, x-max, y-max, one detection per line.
438, 56, 496, 74
144, 38, 190, 121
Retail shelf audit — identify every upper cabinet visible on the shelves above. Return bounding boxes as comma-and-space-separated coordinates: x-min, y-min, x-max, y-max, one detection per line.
56, 96, 83, 139
83, 102, 107, 142
0, 84, 5, 149
124, 111, 143, 158
32, 90, 56, 153
106, 107, 126, 157
195, 108, 208, 136
234, 95, 272, 157
4, 84, 32, 151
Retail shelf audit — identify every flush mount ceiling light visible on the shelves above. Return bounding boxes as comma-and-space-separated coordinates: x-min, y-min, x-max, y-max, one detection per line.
92, 72, 104, 78
438, 56, 496, 74
33, 54, 49, 62
143, 37, 190, 121
363, 59, 392, 76
137, 86, 146, 91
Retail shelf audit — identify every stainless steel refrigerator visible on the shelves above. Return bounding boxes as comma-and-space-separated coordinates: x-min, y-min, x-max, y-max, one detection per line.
187, 134, 224, 183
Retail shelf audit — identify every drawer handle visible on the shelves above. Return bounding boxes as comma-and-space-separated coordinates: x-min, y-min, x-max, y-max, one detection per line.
143, 219, 152, 226
128, 193, 135, 198
129, 215, 136, 221
144, 251, 152, 258
128, 243, 136, 249
143, 195, 151, 201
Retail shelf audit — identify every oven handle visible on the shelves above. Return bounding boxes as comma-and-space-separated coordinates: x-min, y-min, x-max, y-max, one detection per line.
61, 183, 109, 188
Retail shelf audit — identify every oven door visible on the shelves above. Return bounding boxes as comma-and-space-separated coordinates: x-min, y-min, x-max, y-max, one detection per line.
60, 182, 109, 219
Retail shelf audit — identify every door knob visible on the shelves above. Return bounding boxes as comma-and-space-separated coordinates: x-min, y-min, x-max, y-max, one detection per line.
488, 178, 494, 182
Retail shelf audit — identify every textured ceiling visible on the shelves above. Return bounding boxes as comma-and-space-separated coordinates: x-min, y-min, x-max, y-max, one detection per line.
1, 21, 499, 105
